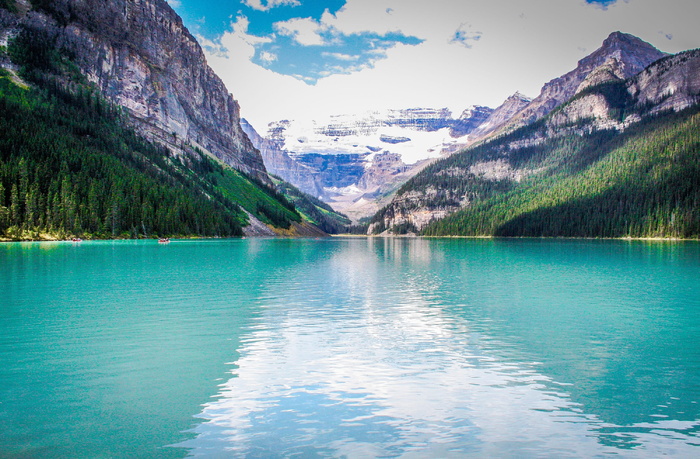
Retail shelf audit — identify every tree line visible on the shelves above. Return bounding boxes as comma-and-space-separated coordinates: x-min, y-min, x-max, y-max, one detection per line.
0, 74, 248, 239
422, 106, 700, 238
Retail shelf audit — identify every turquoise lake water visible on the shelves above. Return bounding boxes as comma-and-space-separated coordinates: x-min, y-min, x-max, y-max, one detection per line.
1, 238, 699, 457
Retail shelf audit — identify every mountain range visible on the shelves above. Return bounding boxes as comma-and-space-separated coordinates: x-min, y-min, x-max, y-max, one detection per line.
244, 32, 688, 227
371, 33, 700, 238
0, 0, 698, 240
241, 106, 496, 221
0, 0, 336, 239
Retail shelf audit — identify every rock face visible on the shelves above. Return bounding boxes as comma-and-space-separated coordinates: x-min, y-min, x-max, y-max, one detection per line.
547, 92, 612, 127
373, 34, 696, 235
10, 0, 268, 182
245, 107, 492, 220
467, 92, 532, 141
501, 32, 667, 131
550, 48, 700, 128
575, 57, 625, 93
628, 49, 700, 114
451, 105, 497, 137
241, 118, 327, 197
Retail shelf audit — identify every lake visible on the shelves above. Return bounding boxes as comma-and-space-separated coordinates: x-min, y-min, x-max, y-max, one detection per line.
1, 238, 699, 457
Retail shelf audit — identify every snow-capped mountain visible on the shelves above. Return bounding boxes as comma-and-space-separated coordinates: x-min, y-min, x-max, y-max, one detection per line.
242, 107, 492, 220
268, 107, 492, 164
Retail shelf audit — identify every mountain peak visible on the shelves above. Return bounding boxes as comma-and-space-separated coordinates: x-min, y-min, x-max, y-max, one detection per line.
580, 32, 668, 79
603, 31, 654, 49
495, 31, 667, 129
604, 31, 643, 45
510, 91, 532, 102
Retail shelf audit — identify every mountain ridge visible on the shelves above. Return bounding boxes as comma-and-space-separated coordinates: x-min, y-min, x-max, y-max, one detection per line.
369, 35, 699, 237
0, 0, 330, 239
466, 32, 668, 144
2, 0, 269, 182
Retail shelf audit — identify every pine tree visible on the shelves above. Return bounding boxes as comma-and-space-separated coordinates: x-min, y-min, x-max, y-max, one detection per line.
10, 183, 20, 227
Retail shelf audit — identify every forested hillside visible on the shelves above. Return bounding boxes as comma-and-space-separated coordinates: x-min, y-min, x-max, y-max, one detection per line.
0, 26, 302, 240
370, 46, 700, 239
422, 106, 700, 238
272, 177, 352, 234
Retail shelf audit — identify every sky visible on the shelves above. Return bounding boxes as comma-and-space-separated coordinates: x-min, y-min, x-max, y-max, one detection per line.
166, 0, 700, 130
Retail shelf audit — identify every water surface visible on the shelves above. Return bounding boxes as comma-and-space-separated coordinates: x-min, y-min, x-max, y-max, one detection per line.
1, 238, 699, 457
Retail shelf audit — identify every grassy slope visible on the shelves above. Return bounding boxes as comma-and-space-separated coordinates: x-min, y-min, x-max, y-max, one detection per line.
209, 169, 301, 230
273, 176, 351, 234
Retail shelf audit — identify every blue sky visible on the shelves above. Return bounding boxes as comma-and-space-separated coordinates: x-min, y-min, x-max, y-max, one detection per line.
172, 0, 345, 39
169, 0, 636, 84
170, 0, 422, 83
165, 0, 700, 128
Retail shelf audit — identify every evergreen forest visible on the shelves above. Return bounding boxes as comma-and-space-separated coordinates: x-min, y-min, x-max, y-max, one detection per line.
0, 26, 302, 240
380, 104, 700, 238
272, 177, 353, 234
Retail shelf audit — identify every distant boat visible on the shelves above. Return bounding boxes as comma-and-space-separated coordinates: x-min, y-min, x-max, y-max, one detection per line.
71, 238, 82, 242
158, 238, 170, 243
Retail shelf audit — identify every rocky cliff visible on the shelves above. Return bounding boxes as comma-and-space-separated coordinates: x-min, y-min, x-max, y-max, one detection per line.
466, 92, 532, 141
2, 0, 268, 182
372, 35, 699, 235
241, 118, 325, 197
499, 32, 667, 132
628, 49, 700, 114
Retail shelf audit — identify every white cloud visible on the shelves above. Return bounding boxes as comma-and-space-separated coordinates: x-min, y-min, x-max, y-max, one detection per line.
202, 0, 700, 130
274, 17, 328, 46
243, 0, 300, 12
166, 0, 181, 9
259, 51, 277, 64
321, 52, 359, 61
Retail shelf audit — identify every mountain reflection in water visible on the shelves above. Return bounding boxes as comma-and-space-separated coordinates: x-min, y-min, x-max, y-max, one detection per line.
178, 238, 700, 457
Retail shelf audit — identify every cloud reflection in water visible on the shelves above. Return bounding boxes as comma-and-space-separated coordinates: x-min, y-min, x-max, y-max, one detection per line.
178, 238, 700, 457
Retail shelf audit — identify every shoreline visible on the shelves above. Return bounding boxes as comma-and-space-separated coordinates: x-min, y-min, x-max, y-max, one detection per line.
0, 235, 232, 243
3, 234, 699, 243
333, 234, 700, 242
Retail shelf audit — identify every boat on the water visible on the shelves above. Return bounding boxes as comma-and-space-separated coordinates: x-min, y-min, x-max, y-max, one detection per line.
158, 238, 170, 243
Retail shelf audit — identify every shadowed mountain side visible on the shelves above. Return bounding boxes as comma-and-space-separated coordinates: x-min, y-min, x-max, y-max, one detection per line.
420, 105, 700, 239
371, 34, 699, 237
0, 0, 329, 239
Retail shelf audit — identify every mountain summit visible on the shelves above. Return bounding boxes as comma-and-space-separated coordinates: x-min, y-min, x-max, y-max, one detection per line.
481, 32, 668, 137
587, 31, 669, 78
369, 33, 699, 237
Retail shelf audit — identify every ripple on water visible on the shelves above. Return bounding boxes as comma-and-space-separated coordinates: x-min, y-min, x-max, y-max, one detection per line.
2, 239, 700, 457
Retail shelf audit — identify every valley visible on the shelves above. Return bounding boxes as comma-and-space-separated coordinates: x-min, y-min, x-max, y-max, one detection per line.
0, 1, 698, 240
2, 1, 700, 458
